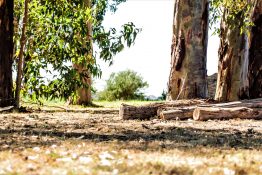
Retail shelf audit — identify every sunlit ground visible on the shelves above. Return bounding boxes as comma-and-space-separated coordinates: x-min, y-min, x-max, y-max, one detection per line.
0, 111, 262, 175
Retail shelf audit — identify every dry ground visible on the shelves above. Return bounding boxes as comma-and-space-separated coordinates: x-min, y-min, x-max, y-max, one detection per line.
1, 110, 262, 175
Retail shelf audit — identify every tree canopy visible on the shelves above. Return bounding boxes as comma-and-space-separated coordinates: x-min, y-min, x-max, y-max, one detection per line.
210, 0, 254, 34
13, 0, 140, 103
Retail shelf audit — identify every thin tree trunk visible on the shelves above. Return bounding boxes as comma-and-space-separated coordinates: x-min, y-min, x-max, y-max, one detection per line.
0, 0, 14, 107
249, 1, 262, 98
15, 0, 29, 108
74, 0, 92, 105
167, 0, 209, 100
215, 10, 249, 102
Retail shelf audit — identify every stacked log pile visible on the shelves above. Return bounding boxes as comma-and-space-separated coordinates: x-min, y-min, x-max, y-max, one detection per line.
120, 98, 262, 121
119, 99, 206, 120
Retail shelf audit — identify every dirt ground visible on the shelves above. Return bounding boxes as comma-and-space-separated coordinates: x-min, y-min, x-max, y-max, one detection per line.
1, 110, 262, 175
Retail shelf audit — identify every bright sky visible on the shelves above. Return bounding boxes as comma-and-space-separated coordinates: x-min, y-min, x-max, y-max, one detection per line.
95, 0, 220, 97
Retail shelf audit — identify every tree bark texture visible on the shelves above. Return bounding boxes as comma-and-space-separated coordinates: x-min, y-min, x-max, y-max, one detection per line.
216, 1, 262, 101
167, 0, 209, 100
75, 0, 92, 105
215, 10, 249, 102
0, 0, 14, 107
249, 1, 262, 98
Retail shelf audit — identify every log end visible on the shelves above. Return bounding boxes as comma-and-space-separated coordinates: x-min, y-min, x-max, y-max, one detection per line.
193, 107, 201, 121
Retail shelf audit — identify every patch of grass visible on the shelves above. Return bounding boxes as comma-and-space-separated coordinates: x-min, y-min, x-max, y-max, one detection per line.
22, 96, 66, 106
93, 100, 163, 108
21, 96, 162, 109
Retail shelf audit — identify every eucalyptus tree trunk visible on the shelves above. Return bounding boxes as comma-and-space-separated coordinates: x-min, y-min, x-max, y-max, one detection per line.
249, 1, 262, 98
0, 0, 14, 107
215, 11, 249, 102
75, 0, 92, 105
216, 1, 262, 101
167, 0, 209, 100
15, 0, 29, 108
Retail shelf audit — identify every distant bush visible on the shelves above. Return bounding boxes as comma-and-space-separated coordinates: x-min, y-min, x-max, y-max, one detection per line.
158, 90, 167, 100
98, 70, 148, 101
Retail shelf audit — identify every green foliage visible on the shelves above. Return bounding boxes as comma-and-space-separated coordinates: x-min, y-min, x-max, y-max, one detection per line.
158, 90, 167, 101
98, 70, 148, 101
209, 0, 254, 35
14, 0, 140, 101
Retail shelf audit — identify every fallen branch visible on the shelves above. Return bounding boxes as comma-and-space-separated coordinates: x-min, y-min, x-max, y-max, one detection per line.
0, 106, 14, 112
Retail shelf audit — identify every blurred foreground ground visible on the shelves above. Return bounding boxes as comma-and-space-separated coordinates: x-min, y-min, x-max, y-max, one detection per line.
0, 110, 262, 175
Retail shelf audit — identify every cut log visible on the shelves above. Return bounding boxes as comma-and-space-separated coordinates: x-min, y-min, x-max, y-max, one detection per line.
120, 99, 206, 120
120, 104, 159, 120
120, 98, 262, 120
193, 107, 262, 121
159, 107, 194, 120
158, 98, 262, 120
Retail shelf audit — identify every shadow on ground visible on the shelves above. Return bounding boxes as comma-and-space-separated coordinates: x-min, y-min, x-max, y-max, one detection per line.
0, 122, 261, 151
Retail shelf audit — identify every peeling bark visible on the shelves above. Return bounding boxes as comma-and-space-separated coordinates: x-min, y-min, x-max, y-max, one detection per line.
0, 0, 14, 107
215, 11, 249, 102
167, 0, 208, 100
216, 1, 262, 101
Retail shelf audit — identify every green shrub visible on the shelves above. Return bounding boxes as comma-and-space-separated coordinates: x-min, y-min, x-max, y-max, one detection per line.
98, 70, 148, 101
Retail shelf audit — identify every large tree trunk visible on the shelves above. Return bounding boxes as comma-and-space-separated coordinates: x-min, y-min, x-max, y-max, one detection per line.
75, 0, 92, 105
249, 1, 262, 98
0, 0, 14, 107
215, 10, 249, 102
167, 0, 209, 100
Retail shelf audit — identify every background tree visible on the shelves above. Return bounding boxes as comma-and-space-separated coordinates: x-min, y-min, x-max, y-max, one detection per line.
213, 0, 251, 101
98, 70, 148, 101
167, 0, 209, 100
0, 0, 14, 107
13, 0, 140, 105
158, 90, 167, 101
15, 0, 28, 108
74, 0, 93, 105
211, 0, 261, 101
